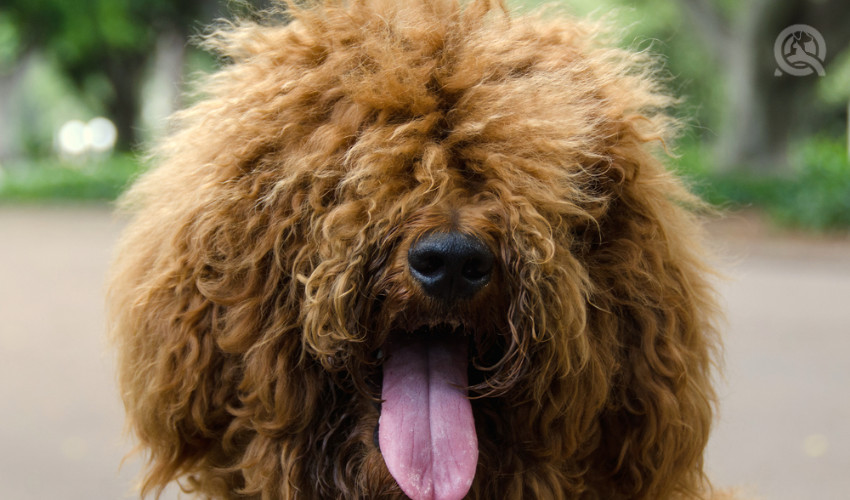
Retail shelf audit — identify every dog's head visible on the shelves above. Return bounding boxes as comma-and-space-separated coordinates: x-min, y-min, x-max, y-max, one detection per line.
109, 1, 720, 499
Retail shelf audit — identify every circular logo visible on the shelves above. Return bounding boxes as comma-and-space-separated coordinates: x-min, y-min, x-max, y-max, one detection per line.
774, 24, 826, 77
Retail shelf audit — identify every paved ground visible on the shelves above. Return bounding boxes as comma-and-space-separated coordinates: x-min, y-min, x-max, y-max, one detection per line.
1, 206, 848, 499
703, 214, 850, 499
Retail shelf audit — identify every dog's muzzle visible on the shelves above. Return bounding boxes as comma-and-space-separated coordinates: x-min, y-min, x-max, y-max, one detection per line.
374, 232, 493, 500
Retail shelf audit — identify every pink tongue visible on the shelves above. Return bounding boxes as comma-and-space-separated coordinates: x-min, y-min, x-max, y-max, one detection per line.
379, 334, 478, 500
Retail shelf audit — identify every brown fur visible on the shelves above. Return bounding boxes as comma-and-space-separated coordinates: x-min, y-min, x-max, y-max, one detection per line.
108, 1, 730, 498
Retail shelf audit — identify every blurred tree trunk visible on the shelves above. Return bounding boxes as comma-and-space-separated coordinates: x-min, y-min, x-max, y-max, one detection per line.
104, 53, 147, 152
103, 28, 188, 151
143, 29, 188, 139
679, 0, 850, 173
0, 50, 35, 162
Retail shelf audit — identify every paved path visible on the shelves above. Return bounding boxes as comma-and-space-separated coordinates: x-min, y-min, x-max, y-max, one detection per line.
1, 206, 848, 499
704, 214, 850, 500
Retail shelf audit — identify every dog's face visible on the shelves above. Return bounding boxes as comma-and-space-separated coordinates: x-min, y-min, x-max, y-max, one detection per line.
304, 142, 600, 498
259, 9, 627, 496
110, 2, 719, 499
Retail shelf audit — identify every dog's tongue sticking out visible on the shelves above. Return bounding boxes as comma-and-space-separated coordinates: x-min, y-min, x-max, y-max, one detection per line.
379, 333, 478, 500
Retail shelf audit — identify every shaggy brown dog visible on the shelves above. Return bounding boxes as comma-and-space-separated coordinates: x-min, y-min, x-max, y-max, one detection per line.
109, 1, 732, 499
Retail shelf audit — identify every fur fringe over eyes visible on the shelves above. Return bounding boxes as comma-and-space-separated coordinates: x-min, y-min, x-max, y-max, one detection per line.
108, 1, 725, 499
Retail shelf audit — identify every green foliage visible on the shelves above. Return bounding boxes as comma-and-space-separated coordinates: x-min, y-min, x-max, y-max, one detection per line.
776, 137, 850, 230
0, 13, 22, 71
0, 154, 144, 202
674, 136, 850, 231
818, 47, 850, 104
5, 0, 147, 70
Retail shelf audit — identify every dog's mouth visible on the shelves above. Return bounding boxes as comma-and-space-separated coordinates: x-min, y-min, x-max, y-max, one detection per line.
377, 323, 478, 500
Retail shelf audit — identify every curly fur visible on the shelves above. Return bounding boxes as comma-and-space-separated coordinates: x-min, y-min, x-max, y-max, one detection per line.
108, 1, 730, 498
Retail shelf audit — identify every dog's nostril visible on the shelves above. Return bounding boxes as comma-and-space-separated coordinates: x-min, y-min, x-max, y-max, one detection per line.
462, 257, 490, 281
408, 232, 494, 301
410, 252, 445, 277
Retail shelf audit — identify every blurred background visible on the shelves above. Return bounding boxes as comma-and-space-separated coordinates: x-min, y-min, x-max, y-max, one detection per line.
0, 0, 848, 499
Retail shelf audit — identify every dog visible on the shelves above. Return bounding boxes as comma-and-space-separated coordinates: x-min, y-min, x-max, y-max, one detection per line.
108, 1, 733, 498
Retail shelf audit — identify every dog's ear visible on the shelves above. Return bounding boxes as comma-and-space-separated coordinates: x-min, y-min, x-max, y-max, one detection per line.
107, 166, 323, 495
107, 10, 398, 493
579, 130, 720, 498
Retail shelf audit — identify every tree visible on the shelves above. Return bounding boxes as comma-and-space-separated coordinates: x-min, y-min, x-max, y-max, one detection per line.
3, 0, 225, 152
678, 0, 850, 173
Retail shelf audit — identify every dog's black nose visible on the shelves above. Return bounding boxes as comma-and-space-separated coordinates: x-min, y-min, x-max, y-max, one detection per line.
408, 232, 494, 301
